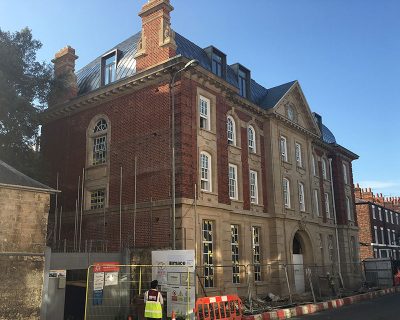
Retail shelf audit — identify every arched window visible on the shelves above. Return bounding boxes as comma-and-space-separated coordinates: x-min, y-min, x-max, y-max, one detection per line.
200, 152, 212, 192
91, 118, 109, 165
227, 116, 236, 146
248, 125, 256, 153
283, 178, 290, 208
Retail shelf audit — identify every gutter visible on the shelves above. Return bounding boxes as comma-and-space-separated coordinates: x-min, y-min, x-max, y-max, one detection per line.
0, 183, 59, 194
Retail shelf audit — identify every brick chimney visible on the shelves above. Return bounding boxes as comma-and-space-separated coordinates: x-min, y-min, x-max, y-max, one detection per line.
51, 46, 78, 104
135, 0, 177, 72
354, 183, 362, 199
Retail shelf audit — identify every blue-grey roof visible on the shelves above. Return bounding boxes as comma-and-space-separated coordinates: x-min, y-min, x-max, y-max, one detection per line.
75, 32, 293, 110
322, 124, 336, 144
0, 160, 55, 191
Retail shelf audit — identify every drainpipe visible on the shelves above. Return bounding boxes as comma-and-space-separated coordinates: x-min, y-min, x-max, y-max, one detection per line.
329, 158, 344, 288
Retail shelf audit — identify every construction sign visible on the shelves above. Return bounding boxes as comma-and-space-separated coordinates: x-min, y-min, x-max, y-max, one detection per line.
152, 250, 195, 318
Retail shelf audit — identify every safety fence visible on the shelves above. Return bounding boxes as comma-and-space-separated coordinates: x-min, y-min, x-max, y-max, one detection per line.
84, 262, 367, 319
85, 264, 194, 320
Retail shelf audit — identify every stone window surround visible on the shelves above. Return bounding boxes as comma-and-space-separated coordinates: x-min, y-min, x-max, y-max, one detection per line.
200, 151, 212, 193
86, 114, 111, 167
197, 88, 217, 134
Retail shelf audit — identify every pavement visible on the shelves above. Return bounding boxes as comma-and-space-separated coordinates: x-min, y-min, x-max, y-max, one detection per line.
242, 287, 400, 320
292, 291, 400, 319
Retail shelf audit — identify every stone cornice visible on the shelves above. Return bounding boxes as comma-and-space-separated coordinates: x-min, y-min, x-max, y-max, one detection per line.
273, 112, 320, 140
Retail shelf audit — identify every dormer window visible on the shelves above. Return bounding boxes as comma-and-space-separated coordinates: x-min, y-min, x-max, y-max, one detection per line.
205, 46, 226, 78
212, 53, 223, 77
102, 51, 117, 85
238, 69, 247, 98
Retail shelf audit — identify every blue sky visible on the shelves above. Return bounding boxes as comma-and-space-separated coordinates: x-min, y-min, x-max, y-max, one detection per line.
1, 0, 399, 196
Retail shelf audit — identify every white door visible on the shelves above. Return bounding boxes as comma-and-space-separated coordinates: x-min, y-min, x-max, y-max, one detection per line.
293, 254, 305, 293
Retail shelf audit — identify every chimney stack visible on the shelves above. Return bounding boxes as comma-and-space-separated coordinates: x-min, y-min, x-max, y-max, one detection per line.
135, 0, 177, 71
51, 46, 78, 104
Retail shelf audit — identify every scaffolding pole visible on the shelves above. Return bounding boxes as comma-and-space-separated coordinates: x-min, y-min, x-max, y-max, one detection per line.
79, 168, 85, 252
53, 172, 59, 246
119, 166, 123, 251
134, 156, 137, 248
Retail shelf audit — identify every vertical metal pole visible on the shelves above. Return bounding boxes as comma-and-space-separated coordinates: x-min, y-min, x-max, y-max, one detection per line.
134, 156, 137, 248
74, 199, 78, 251
58, 206, 63, 244
194, 183, 198, 296
139, 266, 142, 295
79, 168, 85, 252
119, 166, 123, 251
284, 265, 293, 304
54, 172, 59, 246
171, 78, 176, 250
103, 201, 106, 251
75, 176, 80, 251
150, 197, 153, 247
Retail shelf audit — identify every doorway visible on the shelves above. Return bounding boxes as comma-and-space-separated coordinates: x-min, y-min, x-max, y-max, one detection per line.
292, 233, 305, 293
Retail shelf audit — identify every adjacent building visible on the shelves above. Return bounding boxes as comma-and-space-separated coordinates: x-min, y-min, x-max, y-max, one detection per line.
0, 160, 56, 319
355, 185, 400, 260
41, 0, 361, 296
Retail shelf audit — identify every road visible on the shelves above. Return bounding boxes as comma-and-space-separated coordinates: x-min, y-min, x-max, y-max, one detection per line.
293, 292, 400, 320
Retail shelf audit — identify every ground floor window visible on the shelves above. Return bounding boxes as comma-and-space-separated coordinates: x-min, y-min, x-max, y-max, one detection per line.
202, 220, 214, 288
252, 226, 261, 281
231, 225, 240, 284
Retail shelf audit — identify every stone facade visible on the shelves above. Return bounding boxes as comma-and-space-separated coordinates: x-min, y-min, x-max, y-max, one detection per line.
41, 0, 361, 297
0, 185, 52, 319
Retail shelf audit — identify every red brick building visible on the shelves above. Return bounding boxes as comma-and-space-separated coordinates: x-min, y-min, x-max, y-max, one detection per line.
41, 0, 361, 294
354, 185, 400, 260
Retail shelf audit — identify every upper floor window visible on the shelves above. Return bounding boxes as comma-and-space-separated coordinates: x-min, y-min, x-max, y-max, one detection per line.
283, 178, 291, 208
346, 196, 352, 221
378, 207, 382, 221
238, 69, 247, 98
248, 125, 256, 153
228, 164, 238, 200
322, 158, 328, 180
199, 96, 210, 130
385, 210, 389, 222
312, 154, 317, 176
250, 170, 258, 204
102, 51, 117, 85
298, 182, 305, 212
372, 205, 376, 219
90, 189, 105, 209
325, 192, 331, 218
391, 211, 394, 224
374, 226, 378, 244
280, 136, 288, 162
91, 118, 109, 166
200, 152, 212, 192
227, 116, 236, 145
342, 162, 349, 184
314, 189, 320, 216
295, 143, 303, 168
397, 213, 399, 225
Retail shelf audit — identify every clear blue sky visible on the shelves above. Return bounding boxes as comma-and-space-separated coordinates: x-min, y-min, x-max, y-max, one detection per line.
1, 0, 399, 196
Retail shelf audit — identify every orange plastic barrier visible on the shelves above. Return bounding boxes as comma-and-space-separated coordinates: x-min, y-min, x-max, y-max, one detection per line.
194, 295, 242, 320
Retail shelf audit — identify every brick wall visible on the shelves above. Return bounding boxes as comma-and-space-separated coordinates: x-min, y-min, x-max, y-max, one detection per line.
42, 83, 173, 250
355, 203, 373, 260
0, 187, 50, 319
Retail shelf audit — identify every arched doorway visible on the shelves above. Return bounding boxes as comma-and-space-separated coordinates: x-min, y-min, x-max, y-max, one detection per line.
292, 231, 313, 293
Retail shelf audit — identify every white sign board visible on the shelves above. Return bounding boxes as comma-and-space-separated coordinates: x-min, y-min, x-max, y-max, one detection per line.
152, 250, 195, 318
105, 272, 119, 286
93, 272, 105, 290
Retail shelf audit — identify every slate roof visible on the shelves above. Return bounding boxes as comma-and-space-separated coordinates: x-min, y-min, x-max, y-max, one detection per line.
0, 160, 55, 192
75, 31, 337, 143
321, 124, 336, 144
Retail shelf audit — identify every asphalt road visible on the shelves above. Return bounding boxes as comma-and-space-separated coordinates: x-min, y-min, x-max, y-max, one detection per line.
292, 292, 400, 320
